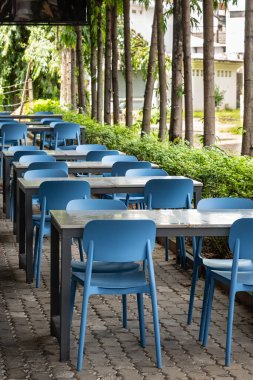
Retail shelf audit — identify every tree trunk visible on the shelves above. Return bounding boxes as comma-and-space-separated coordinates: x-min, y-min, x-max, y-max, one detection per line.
141, 6, 157, 136
203, 0, 215, 146
242, 1, 253, 156
97, 0, 103, 123
71, 48, 76, 110
123, 0, 133, 127
60, 49, 67, 106
75, 26, 86, 113
157, 0, 167, 141
111, 0, 120, 125
104, 3, 112, 124
170, 0, 183, 142
66, 48, 72, 107
182, 0, 193, 146
90, 2, 97, 119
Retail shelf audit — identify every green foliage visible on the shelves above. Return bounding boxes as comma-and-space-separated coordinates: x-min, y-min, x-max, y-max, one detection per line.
214, 85, 225, 108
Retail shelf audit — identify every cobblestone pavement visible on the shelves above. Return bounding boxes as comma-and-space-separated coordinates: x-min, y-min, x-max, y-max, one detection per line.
1, 196, 253, 379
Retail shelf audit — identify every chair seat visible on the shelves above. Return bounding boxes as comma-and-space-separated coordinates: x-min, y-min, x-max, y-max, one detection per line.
212, 270, 253, 286
71, 260, 140, 273
73, 270, 147, 289
203, 258, 253, 270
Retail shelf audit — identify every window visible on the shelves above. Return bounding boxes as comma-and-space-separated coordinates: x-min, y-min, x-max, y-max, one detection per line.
201, 70, 203, 76
225, 71, 228, 77
192, 70, 195, 76
217, 70, 220, 77
196, 69, 199, 76
229, 71, 232, 77
230, 11, 245, 18
132, 9, 136, 14
221, 70, 224, 77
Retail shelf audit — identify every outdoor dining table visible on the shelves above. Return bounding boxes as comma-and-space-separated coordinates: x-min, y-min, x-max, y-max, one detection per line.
16, 176, 203, 284
0, 114, 63, 120
50, 208, 253, 361
2, 149, 89, 219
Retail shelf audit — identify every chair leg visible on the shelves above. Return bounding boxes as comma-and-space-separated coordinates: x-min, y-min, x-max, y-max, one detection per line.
77, 238, 84, 262
36, 229, 45, 288
179, 237, 186, 269
77, 289, 90, 371
199, 270, 210, 342
70, 277, 77, 323
165, 237, 169, 261
187, 261, 200, 325
150, 288, 162, 369
122, 295, 127, 328
33, 227, 39, 278
137, 293, 146, 347
202, 276, 215, 347
225, 290, 236, 367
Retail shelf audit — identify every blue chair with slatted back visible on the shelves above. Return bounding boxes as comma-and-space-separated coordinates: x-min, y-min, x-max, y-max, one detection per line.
0, 123, 27, 176
187, 198, 253, 340
19, 155, 56, 164
27, 161, 68, 174
39, 117, 62, 148
202, 218, 253, 366
67, 198, 139, 329
125, 168, 169, 207
51, 122, 80, 149
34, 180, 91, 288
103, 161, 152, 206
144, 178, 194, 266
71, 219, 161, 371
85, 150, 120, 162
76, 144, 107, 153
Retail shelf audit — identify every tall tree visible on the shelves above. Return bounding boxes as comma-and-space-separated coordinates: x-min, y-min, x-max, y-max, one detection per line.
242, 0, 253, 156
157, 0, 167, 141
111, 0, 120, 125
141, 5, 158, 135
203, 0, 215, 146
75, 26, 86, 113
182, 0, 193, 146
169, 0, 183, 141
104, 2, 112, 124
71, 47, 76, 110
90, 1, 97, 119
123, 0, 133, 127
97, 0, 103, 123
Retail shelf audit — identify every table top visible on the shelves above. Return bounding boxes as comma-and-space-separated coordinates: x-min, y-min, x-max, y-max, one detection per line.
27, 125, 85, 132
3, 149, 86, 158
0, 114, 63, 120
13, 161, 158, 170
18, 176, 202, 191
50, 209, 253, 233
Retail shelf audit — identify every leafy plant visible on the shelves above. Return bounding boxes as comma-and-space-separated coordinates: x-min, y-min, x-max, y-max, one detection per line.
214, 85, 225, 108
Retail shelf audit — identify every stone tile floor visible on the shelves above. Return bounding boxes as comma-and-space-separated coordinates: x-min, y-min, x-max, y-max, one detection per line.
1, 195, 253, 379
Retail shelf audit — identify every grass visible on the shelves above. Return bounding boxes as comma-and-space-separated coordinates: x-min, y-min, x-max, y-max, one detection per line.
194, 109, 243, 135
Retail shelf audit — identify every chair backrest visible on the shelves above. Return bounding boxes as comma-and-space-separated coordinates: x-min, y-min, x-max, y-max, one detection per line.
40, 118, 62, 125
229, 218, 253, 260
38, 180, 90, 212
0, 111, 11, 115
197, 197, 253, 210
126, 168, 168, 177
1, 123, 27, 146
13, 150, 46, 162
24, 169, 68, 180
34, 111, 54, 121
0, 119, 19, 123
86, 150, 120, 162
9, 146, 39, 152
27, 161, 68, 174
112, 161, 152, 176
52, 122, 80, 139
19, 155, 56, 164
76, 144, 107, 153
66, 198, 127, 211
144, 178, 194, 209
83, 220, 156, 262
102, 155, 138, 164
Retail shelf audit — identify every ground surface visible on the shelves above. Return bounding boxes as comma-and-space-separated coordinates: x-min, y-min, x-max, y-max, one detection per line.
1, 189, 253, 379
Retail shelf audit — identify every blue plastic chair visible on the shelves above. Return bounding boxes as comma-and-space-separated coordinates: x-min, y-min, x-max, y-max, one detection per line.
86, 150, 120, 161
51, 122, 80, 149
102, 155, 138, 164
9, 146, 39, 152
125, 168, 168, 207
0, 111, 11, 115
70, 219, 161, 371
38, 117, 62, 148
34, 180, 91, 288
24, 169, 68, 180
187, 198, 253, 338
32, 112, 54, 145
202, 218, 253, 366
27, 161, 68, 174
76, 144, 107, 153
0, 123, 27, 176
19, 155, 56, 164
144, 178, 194, 265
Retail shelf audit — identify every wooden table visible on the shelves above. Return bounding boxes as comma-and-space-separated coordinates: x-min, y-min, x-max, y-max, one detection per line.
0, 114, 63, 120
17, 176, 203, 284
2, 150, 88, 219
50, 208, 253, 361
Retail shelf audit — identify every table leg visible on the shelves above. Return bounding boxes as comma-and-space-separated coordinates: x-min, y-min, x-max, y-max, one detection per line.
50, 222, 60, 337
60, 232, 72, 361
18, 187, 26, 269
3, 156, 11, 218
13, 170, 18, 236
195, 187, 202, 206
80, 127, 85, 144
25, 190, 34, 283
